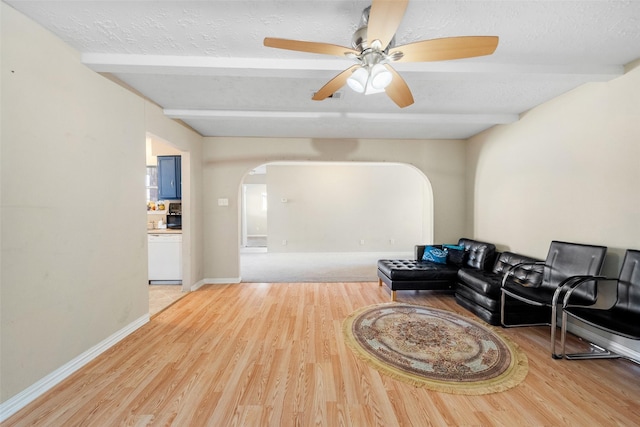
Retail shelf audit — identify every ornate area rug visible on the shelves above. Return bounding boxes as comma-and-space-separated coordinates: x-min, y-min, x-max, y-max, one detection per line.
343, 303, 528, 395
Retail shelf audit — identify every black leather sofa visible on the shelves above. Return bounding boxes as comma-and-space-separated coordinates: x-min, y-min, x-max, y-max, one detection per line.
455, 251, 550, 326
378, 238, 553, 326
377, 238, 497, 301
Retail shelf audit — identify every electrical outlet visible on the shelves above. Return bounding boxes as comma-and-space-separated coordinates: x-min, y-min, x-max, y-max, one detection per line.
360, 239, 365, 245
282, 239, 287, 246
390, 238, 395, 245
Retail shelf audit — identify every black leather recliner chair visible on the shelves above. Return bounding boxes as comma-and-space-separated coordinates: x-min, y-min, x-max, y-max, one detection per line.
500, 240, 607, 358
560, 249, 640, 360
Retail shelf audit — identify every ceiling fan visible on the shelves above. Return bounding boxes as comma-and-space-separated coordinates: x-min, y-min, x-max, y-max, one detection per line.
264, 0, 498, 108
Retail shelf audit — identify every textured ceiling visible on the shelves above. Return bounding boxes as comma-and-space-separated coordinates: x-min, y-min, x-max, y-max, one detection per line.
6, 0, 640, 139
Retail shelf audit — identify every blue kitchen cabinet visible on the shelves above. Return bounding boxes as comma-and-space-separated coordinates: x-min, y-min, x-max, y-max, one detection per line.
157, 155, 181, 200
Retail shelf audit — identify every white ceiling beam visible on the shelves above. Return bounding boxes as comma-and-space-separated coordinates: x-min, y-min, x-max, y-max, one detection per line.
164, 109, 519, 124
164, 110, 344, 119
82, 53, 623, 81
82, 54, 352, 78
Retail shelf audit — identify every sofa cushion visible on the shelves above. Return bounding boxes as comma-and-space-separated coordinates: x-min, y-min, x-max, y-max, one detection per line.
445, 247, 467, 266
421, 246, 447, 264
455, 293, 502, 325
456, 252, 543, 300
457, 238, 497, 271
444, 244, 465, 252
456, 282, 501, 311
493, 252, 544, 285
457, 268, 503, 298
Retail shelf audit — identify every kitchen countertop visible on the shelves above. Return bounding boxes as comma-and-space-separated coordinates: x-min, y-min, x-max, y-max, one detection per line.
147, 228, 182, 235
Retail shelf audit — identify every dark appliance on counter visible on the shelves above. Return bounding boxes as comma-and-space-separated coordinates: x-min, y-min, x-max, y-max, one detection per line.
166, 202, 182, 229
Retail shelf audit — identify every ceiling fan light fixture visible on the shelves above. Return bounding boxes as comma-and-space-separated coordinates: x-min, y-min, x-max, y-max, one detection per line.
347, 67, 368, 93
264, 2, 498, 108
370, 63, 393, 89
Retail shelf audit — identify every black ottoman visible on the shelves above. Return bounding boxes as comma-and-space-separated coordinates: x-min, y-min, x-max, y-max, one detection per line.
377, 259, 458, 300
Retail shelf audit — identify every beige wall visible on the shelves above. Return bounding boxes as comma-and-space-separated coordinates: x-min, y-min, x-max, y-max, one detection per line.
203, 138, 467, 280
467, 60, 640, 273
244, 183, 268, 236
467, 60, 640, 354
0, 3, 203, 404
265, 163, 430, 253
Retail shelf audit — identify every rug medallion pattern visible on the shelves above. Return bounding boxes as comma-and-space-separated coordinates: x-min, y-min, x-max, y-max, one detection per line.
343, 303, 528, 395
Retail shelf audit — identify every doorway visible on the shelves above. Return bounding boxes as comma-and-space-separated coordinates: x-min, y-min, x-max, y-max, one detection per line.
239, 161, 433, 282
242, 183, 268, 249
145, 133, 189, 315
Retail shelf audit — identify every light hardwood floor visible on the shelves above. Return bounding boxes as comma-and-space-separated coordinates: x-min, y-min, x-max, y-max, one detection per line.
5, 282, 640, 426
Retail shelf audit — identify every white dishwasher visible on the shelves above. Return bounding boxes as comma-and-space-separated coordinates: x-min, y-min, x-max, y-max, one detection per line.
148, 233, 182, 283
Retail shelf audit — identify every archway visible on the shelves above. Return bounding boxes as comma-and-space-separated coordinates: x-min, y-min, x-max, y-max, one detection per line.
239, 161, 433, 282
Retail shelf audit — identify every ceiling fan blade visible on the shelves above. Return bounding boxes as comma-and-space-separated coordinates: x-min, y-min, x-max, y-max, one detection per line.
390, 36, 499, 62
312, 65, 360, 101
384, 64, 414, 108
264, 37, 358, 57
367, 0, 409, 50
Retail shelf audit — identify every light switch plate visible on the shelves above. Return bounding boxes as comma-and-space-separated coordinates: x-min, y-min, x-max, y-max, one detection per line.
218, 198, 229, 206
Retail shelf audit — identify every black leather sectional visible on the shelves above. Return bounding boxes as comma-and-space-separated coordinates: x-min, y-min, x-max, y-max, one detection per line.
377, 238, 549, 325
377, 238, 496, 298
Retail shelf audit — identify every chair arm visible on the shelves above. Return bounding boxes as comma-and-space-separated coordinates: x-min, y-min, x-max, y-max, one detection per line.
551, 275, 603, 307
500, 261, 545, 289
562, 276, 618, 309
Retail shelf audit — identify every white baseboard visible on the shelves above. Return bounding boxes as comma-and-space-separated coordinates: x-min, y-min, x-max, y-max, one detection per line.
0, 314, 149, 422
190, 278, 208, 291
192, 278, 241, 291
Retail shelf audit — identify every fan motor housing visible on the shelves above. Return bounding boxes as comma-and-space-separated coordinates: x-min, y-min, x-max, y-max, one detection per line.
351, 26, 396, 52
351, 26, 369, 51
351, 6, 396, 52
